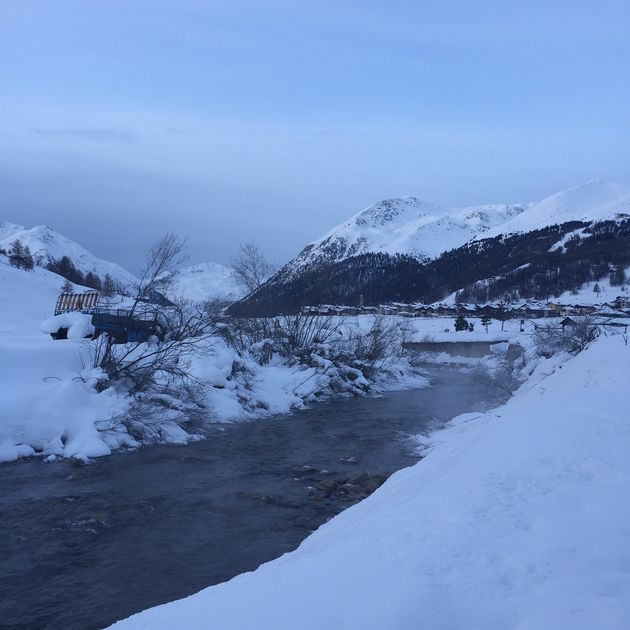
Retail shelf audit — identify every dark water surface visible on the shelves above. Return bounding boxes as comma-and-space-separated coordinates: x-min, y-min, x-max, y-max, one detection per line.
0, 368, 500, 629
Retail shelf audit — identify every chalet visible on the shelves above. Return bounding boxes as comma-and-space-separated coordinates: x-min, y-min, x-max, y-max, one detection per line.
546, 302, 565, 315
571, 304, 597, 316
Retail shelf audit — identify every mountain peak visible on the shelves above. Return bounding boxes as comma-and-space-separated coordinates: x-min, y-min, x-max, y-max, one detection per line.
354, 196, 439, 228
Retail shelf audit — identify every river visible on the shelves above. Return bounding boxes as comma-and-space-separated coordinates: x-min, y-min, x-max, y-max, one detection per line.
0, 367, 502, 629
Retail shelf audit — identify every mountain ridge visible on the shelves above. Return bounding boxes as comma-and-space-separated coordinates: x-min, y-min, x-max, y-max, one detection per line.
0, 220, 244, 303
280, 178, 630, 284
230, 178, 630, 316
0, 221, 138, 289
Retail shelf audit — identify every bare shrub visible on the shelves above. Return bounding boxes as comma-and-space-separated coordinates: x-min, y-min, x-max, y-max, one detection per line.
129, 233, 186, 317
230, 242, 276, 294
472, 355, 521, 402
347, 315, 407, 371
88, 300, 212, 394
216, 313, 408, 398
534, 316, 599, 358
214, 314, 345, 364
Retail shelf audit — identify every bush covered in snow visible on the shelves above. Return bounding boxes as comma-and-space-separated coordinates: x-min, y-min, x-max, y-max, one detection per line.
213, 313, 411, 398
40, 312, 95, 339
533, 316, 599, 358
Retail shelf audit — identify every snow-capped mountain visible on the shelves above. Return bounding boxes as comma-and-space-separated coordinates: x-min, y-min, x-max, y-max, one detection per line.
0, 221, 138, 288
284, 197, 524, 278
280, 178, 630, 279
0, 221, 243, 303
229, 177, 630, 316
167, 262, 244, 303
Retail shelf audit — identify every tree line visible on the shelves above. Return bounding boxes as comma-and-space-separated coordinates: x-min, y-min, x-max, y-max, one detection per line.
46, 255, 120, 295
2, 239, 35, 270
1, 238, 120, 295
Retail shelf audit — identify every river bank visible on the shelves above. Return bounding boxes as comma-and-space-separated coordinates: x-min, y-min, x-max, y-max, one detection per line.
112, 334, 630, 630
0, 366, 500, 629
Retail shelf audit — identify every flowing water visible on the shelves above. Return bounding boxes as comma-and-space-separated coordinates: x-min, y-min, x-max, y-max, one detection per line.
0, 367, 502, 629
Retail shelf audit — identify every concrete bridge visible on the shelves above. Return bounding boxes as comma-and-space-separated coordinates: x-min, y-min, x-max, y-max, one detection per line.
403, 340, 510, 358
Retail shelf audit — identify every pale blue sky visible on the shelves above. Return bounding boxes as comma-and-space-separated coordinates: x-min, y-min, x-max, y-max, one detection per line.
1, 0, 629, 271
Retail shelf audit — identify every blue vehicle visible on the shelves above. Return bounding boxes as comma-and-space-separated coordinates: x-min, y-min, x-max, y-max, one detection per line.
51, 291, 163, 343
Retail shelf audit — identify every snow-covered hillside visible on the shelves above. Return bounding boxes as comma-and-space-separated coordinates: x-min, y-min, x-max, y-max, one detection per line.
110, 333, 630, 630
0, 222, 241, 302
284, 196, 524, 276
0, 221, 138, 289
167, 262, 243, 303
481, 178, 630, 239
279, 178, 630, 279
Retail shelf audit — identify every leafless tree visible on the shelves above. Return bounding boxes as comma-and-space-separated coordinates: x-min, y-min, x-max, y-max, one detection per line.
130, 232, 187, 318
230, 242, 276, 294
496, 299, 507, 331
61, 278, 74, 293
84, 234, 212, 396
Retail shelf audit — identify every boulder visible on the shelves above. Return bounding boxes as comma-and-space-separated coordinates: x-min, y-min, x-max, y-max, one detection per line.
315, 479, 339, 496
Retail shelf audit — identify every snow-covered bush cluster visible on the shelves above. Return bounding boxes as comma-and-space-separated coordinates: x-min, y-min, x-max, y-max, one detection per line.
40, 311, 95, 339
84, 312, 424, 448
214, 314, 410, 397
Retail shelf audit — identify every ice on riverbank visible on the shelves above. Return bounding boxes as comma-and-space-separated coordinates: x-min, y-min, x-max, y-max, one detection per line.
110, 333, 630, 630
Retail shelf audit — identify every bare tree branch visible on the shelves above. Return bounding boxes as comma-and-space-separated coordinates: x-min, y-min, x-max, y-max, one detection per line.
230, 242, 276, 294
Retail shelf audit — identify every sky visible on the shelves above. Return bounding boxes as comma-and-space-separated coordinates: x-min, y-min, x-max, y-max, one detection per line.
1, 0, 629, 273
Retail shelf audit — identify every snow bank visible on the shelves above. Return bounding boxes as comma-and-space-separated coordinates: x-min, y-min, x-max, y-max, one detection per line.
111, 334, 630, 630
0, 263, 130, 462
0, 331, 131, 463
189, 331, 427, 423
40, 311, 95, 338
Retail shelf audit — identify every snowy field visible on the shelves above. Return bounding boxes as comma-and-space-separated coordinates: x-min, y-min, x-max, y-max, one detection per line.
111, 332, 630, 630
